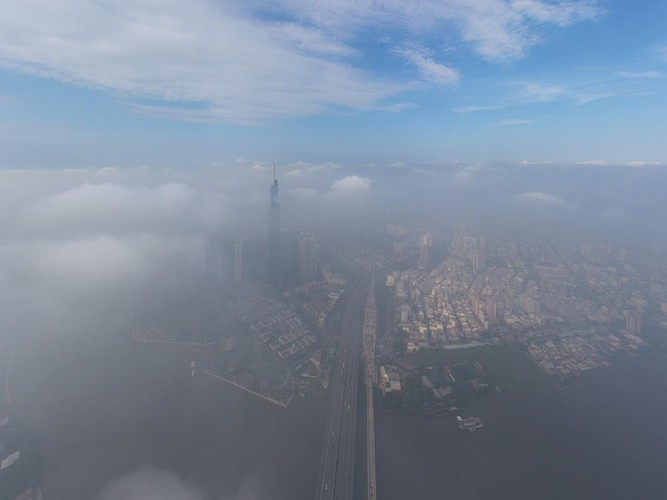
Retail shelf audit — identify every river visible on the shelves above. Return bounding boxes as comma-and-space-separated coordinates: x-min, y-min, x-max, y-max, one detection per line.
9, 334, 667, 500
376, 351, 667, 500
9, 334, 325, 500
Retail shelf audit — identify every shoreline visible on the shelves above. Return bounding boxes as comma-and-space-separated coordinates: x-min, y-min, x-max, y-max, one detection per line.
205, 370, 294, 408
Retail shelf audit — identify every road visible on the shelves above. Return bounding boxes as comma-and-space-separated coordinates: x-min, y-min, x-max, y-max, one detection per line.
315, 276, 368, 500
363, 269, 377, 500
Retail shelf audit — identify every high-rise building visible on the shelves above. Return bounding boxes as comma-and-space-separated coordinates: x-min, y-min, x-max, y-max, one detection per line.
234, 239, 243, 285
419, 233, 433, 271
298, 232, 318, 283
470, 249, 486, 274
625, 310, 642, 336
234, 233, 268, 286
205, 235, 225, 288
268, 164, 282, 285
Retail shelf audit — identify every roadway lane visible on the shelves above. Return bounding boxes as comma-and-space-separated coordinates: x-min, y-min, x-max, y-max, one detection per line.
316, 277, 368, 500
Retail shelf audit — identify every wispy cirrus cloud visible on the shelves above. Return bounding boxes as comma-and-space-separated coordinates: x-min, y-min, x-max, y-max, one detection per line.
616, 70, 663, 79
262, 0, 602, 63
394, 47, 459, 85
0, 0, 407, 125
491, 118, 532, 127
449, 0, 601, 62
0, 0, 602, 124
454, 78, 615, 114
454, 104, 506, 113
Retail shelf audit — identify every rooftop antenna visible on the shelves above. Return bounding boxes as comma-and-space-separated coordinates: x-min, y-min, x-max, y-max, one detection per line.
272, 163, 276, 182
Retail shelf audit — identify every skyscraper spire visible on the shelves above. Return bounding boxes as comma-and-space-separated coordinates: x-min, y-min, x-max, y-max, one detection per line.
269, 163, 282, 286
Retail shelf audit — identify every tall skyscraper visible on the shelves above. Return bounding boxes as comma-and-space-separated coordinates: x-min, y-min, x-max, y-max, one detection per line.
470, 249, 486, 274
268, 164, 282, 285
419, 233, 433, 271
625, 310, 642, 336
298, 232, 318, 283
234, 239, 244, 286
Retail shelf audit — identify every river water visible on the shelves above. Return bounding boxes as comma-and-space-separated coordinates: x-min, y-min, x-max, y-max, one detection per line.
9, 335, 325, 500
376, 351, 667, 500
9, 334, 667, 500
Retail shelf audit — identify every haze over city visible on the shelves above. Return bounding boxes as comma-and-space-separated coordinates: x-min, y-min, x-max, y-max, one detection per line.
1, 2, 667, 500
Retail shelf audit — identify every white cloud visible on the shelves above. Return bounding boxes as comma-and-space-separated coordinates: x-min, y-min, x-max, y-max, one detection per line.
249, 163, 269, 172
98, 466, 202, 500
454, 103, 505, 113
0, 0, 405, 124
22, 182, 226, 236
520, 82, 569, 102
328, 175, 371, 197
272, 0, 600, 62
516, 191, 566, 206
0, 168, 250, 340
448, 0, 601, 61
575, 159, 609, 166
625, 160, 662, 167
520, 160, 554, 165
453, 164, 485, 186
285, 169, 302, 178
616, 71, 663, 79
454, 79, 614, 114
572, 92, 614, 105
454, 170, 473, 186
0, 0, 601, 124
0, 233, 205, 339
282, 161, 342, 178
491, 118, 532, 127
395, 47, 459, 85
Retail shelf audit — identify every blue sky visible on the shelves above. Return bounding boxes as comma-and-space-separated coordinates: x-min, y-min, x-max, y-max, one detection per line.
0, 0, 666, 168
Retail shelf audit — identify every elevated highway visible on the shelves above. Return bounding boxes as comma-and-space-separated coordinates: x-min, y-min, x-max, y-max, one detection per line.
362, 271, 377, 500
315, 277, 367, 500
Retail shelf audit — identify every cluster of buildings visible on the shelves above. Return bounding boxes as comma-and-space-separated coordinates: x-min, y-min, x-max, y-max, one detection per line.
375, 357, 492, 417
228, 294, 317, 360
527, 330, 647, 379
201, 166, 319, 291
386, 228, 667, 378
287, 267, 346, 327
378, 365, 402, 394
160, 167, 334, 407
232, 167, 319, 288
389, 258, 486, 350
